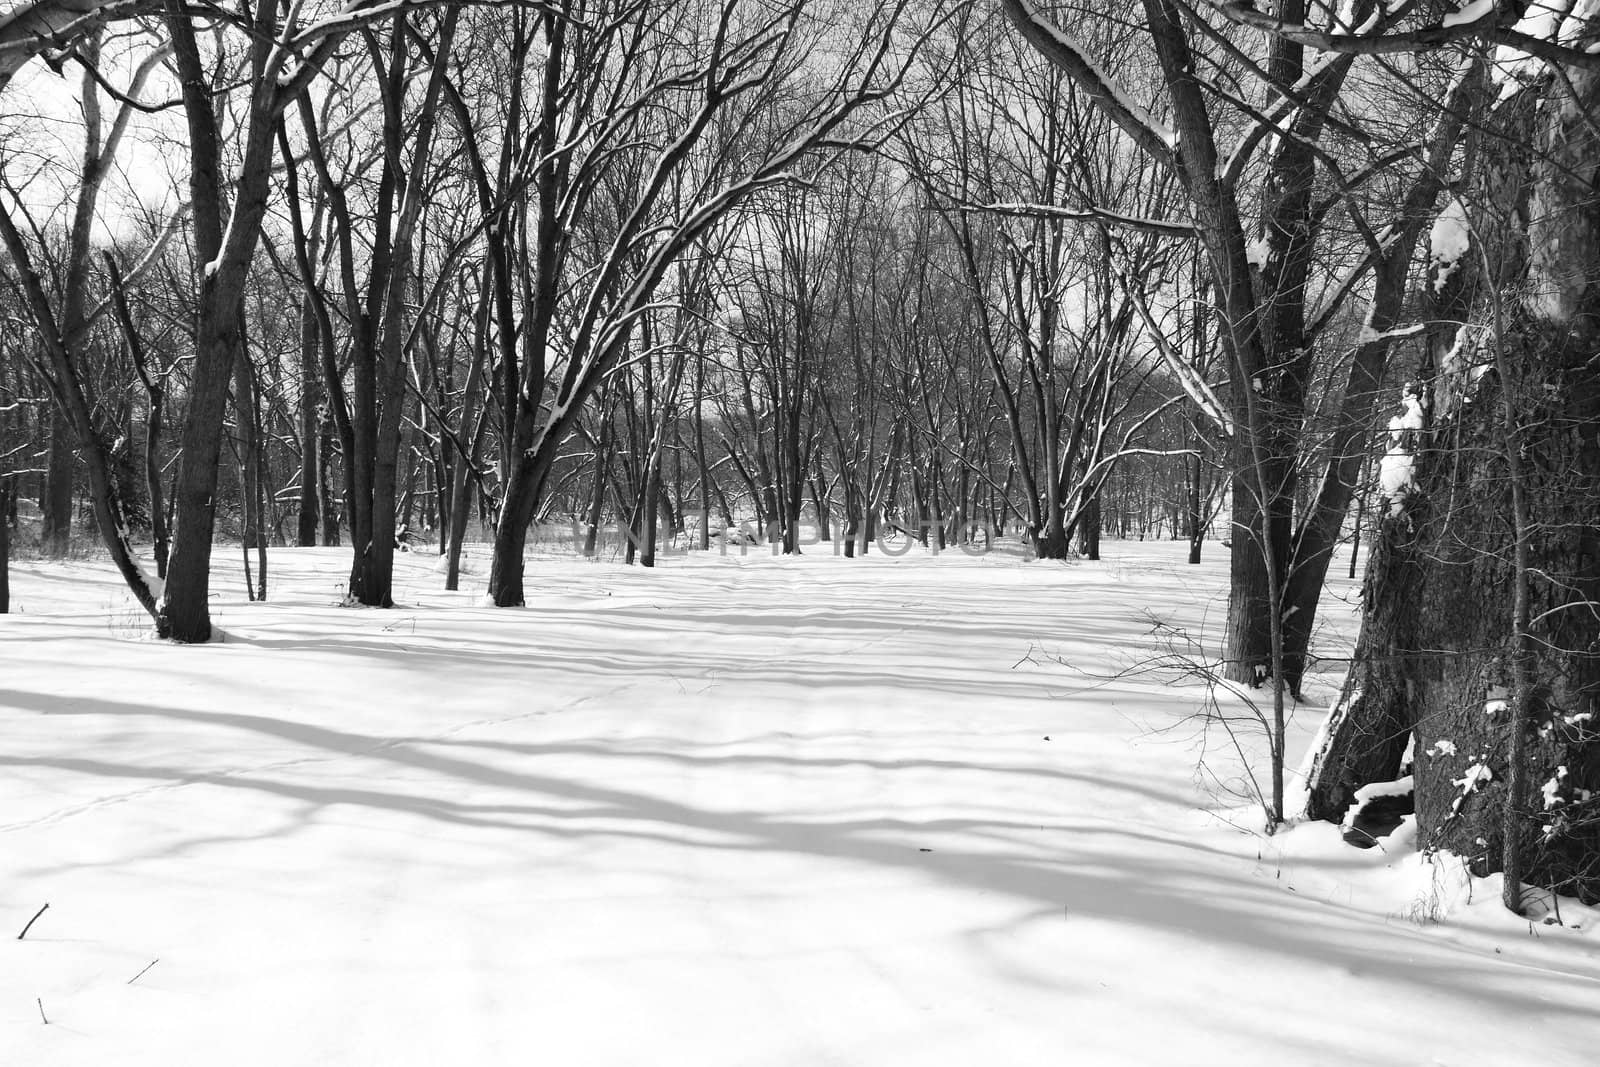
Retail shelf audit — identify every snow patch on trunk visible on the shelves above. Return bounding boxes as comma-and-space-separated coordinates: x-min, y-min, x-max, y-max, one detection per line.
1429, 198, 1471, 293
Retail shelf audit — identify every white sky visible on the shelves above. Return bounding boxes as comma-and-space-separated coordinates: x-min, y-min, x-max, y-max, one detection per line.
1, 30, 186, 245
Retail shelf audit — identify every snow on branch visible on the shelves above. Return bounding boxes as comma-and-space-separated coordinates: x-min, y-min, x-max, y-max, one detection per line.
1123, 282, 1234, 436
1215, 0, 1600, 72
284, 0, 561, 53
965, 201, 1199, 239
1376, 388, 1425, 515
0, 0, 154, 91
999, 0, 1178, 167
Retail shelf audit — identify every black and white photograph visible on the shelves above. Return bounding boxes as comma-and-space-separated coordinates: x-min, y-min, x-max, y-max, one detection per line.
1, 0, 1597, 1062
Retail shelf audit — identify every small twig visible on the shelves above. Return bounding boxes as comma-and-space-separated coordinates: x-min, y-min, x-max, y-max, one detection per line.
127, 958, 160, 985
17, 903, 48, 940
37, 997, 48, 1024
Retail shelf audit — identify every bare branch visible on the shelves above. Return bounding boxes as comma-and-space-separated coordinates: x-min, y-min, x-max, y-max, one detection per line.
1215, 0, 1600, 72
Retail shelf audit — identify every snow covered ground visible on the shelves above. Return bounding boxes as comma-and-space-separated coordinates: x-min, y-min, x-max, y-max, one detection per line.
3, 540, 1597, 1066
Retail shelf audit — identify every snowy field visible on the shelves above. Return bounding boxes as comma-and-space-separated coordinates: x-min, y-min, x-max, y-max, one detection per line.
3, 540, 1597, 1066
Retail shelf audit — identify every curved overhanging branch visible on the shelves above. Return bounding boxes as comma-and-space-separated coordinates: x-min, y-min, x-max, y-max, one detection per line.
0, 0, 566, 95
998, 0, 1178, 170
1121, 276, 1235, 436
964, 201, 1199, 239
0, 0, 155, 91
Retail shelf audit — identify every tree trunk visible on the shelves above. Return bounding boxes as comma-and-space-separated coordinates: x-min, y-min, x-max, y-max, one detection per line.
694, 360, 711, 551
0, 475, 11, 613
583, 439, 608, 559
1310, 69, 1600, 901
159, 303, 244, 642
1303, 507, 1422, 822
233, 344, 266, 601
1224, 482, 1276, 686
319, 416, 340, 546
811, 474, 830, 542
488, 445, 560, 605
41, 408, 74, 556
1187, 417, 1204, 564
297, 292, 321, 546
1081, 491, 1101, 561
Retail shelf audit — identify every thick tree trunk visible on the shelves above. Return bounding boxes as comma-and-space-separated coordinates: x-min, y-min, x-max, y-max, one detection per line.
1080, 491, 1101, 561
159, 307, 243, 642
488, 441, 560, 606
1312, 69, 1600, 901
349, 384, 403, 607
1303, 508, 1422, 822
1224, 482, 1276, 685
156, 0, 284, 643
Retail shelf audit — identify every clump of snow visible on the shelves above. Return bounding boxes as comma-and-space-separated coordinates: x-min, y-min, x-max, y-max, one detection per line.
1542, 766, 1569, 809
1429, 198, 1471, 293
1376, 449, 1415, 514
1493, 0, 1578, 99
1245, 235, 1272, 270
1391, 393, 1424, 432
1354, 776, 1415, 805
136, 565, 165, 599
1441, 0, 1495, 27
1376, 391, 1425, 515
1439, 334, 1466, 380
1341, 774, 1414, 834
1428, 738, 1459, 758
1452, 760, 1494, 811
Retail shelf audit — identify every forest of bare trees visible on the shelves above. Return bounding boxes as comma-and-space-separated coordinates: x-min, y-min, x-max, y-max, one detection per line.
1, 0, 1595, 911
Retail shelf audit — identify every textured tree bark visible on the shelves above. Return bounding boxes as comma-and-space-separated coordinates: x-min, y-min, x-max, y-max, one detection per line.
1080, 492, 1101, 561
444, 307, 489, 590
297, 293, 321, 547
40, 410, 74, 556
1186, 417, 1204, 565
156, 0, 292, 642
0, 475, 11, 613
233, 341, 267, 601
1311, 68, 1600, 900
1277, 63, 1483, 696
160, 302, 245, 640
1303, 511, 1423, 822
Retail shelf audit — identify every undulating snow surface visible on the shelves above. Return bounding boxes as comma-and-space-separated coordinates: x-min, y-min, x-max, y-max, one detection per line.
3, 541, 1597, 1065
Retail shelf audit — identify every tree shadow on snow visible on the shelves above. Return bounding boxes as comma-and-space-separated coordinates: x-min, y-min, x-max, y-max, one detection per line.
2, 685, 1597, 1043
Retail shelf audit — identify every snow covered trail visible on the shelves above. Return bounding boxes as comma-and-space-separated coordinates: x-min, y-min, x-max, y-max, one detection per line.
2, 544, 1597, 1066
